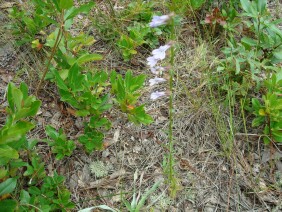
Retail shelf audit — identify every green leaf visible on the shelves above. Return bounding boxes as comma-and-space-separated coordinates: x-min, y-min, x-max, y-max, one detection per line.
89, 116, 110, 129
241, 37, 257, 47
23, 165, 34, 176
59, 90, 80, 108
7, 83, 15, 113
14, 100, 41, 121
252, 116, 265, 127
27, 139, 38, 150
263, 136, 271, 144
128, 105, 153, 125
59, 0, 73, 10
110, 71, 117, 92
272, 128, 282, 143
0, 200, 17, 212
10, 160, 27, 169
136, 180, 161, 211
20, 82, 29, 100
68, 63, 84, 92
252, 98, 262, 110
130, 75, 146, 92
20, 190, 31, 204
13, 88, 23, 111
257, 0, 267, 14
0, 168, 7, 179
125, 71, 132, 90
190, 0, 205, 9
64, 2, 95, 20
28, 186, 41, 195
116, 76, 125, 101
64, 18, 73, 30
51, 0, 60, 11
0, 121, 34, 145
46, 125, 59, 140
273, 49, 282, 60
235, 59, 241, 74
75, 110, 90, 117
59, 69, 69, 80
240, 0, 251, 13
79, 130, 104, 153
0, 145, 19, 160
0, 178, 17, 196
76, 53, 103, 65
53, 69, 69, 91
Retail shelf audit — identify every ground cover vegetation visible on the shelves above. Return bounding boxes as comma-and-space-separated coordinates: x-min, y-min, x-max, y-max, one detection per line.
0, 0, 281, 211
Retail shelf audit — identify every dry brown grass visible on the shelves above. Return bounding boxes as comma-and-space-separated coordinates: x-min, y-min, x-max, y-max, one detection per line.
0, 0, 282, 211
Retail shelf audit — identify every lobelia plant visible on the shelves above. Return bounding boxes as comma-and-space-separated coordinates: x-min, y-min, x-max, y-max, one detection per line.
147, 13, 179, 197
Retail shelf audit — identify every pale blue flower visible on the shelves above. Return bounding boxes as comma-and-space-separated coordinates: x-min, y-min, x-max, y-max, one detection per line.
149, 15, 170, 27
147, 56, 159, 67
150, 91, 166, 100
152, 44, 171, 60
149, 77, 167, 86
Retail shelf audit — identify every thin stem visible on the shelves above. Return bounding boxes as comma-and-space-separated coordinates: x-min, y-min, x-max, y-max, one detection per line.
256, 16, 261, 53
21, 203, 43, 212
35, 28, 62, 96
167, 12, 177, 197
267, 115, 275, 180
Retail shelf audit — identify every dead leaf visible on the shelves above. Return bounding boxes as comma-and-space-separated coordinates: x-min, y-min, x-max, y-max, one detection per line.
66, 107, 76, 116
104, 128, 120, 146
109, 169, 127, 179
88, 178, 116, 189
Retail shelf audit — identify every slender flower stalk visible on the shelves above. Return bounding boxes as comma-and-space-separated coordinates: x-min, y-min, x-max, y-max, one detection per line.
147, 12, 178, 197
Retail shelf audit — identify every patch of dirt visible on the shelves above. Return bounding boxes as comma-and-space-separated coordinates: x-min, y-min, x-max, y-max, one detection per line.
1, 1, 282, 211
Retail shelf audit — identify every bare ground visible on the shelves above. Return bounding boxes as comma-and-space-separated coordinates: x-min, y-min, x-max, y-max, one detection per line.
0, 1, 282, 211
